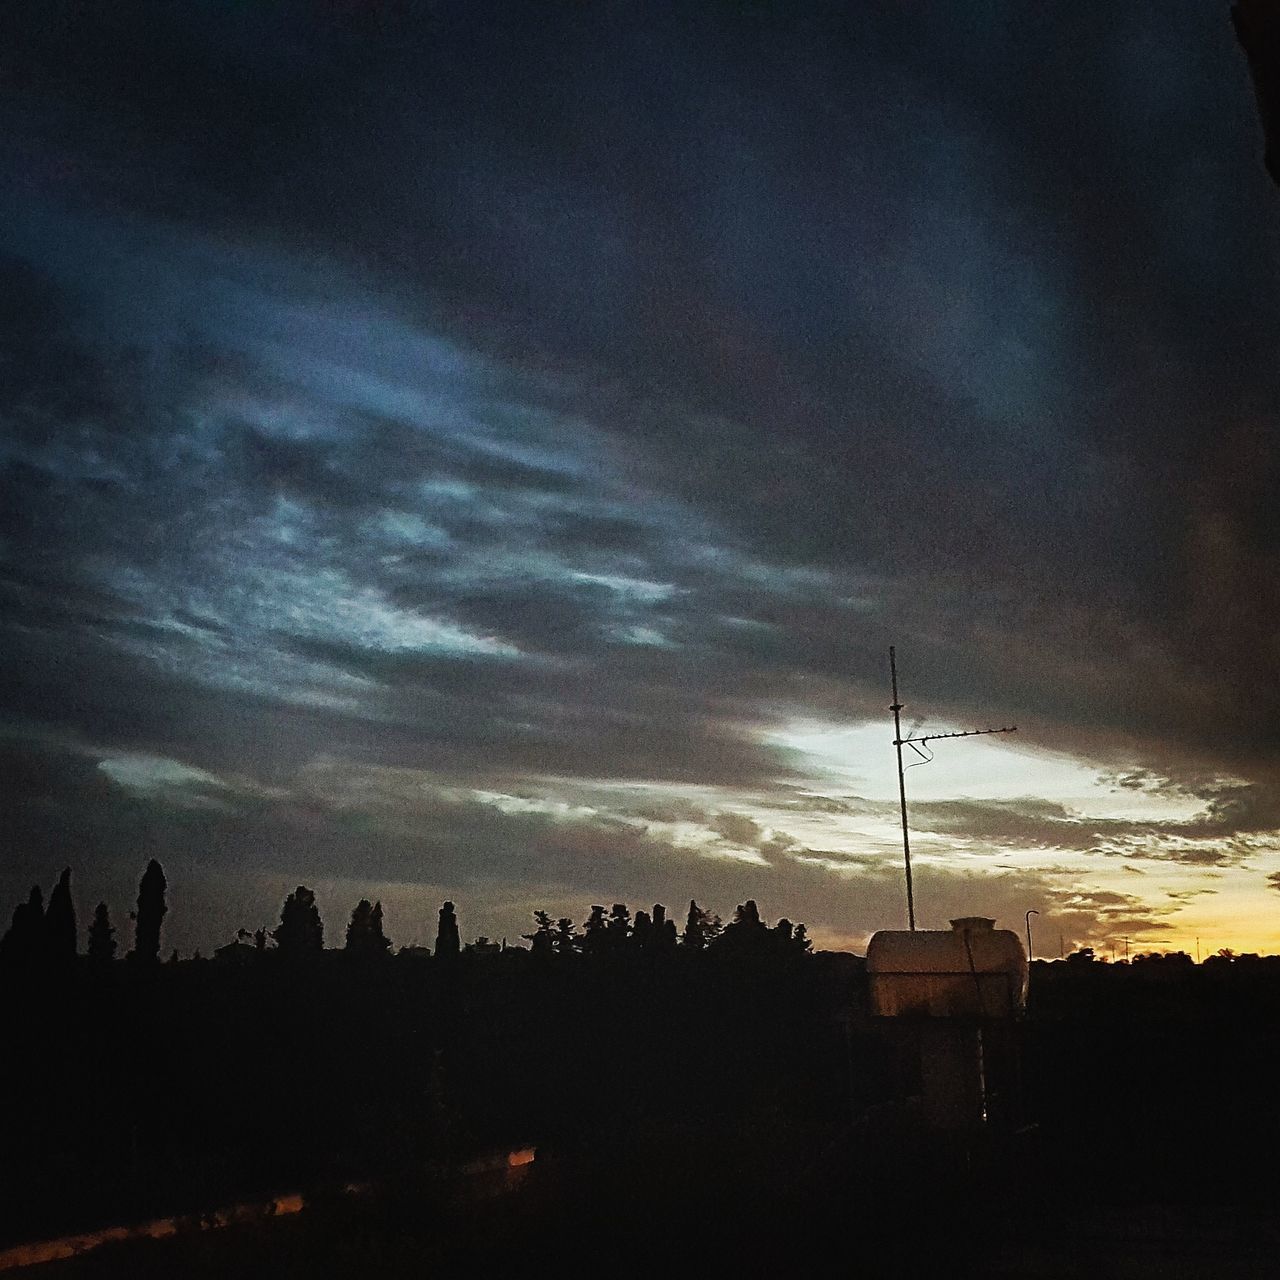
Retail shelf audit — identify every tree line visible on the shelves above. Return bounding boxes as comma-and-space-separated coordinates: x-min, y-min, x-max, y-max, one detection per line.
0, 861, 165, 967
0, 863, 812, 969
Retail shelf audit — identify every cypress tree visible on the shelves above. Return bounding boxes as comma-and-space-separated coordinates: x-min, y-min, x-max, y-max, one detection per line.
434, 901, 460, 959
87, 902, 117, 963
682, 900, 720, 950
44, 867, 77, 962
0, 885, 44, 964
370, 901, 390, 955
274, 886, 323, 958
346, 899, 374, 951
345, 899, 391, 957
131, 860, 167, 964
578, 905, 607, 955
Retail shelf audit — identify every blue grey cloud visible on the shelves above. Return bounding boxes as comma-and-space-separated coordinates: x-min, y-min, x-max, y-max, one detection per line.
3, 2, 1278, 948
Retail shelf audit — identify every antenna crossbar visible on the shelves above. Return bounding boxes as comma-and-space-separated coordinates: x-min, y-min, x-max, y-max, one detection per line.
896, 725, 1017, 746
887, 646, 1017, 932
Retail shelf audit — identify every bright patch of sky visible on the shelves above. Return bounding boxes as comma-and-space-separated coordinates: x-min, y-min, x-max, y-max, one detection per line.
609, 624, 676, 648
569, 572, 676, 602
99, 753, 224, 794
769, 718, 1211, 821
263, 568, 520, 657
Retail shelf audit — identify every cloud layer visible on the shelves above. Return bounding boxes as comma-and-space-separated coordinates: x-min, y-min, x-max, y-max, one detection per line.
3, 3, 1280, 952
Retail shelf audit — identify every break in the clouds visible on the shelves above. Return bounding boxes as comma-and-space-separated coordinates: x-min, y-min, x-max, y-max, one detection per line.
3, 2, 1280, 954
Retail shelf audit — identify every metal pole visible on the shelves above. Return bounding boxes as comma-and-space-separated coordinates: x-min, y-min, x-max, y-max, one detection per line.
889, 646, 915, 931
1025, 909, 1039, 961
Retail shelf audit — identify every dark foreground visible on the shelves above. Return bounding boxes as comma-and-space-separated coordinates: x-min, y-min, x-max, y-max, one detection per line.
5, 952, 1280, 1275
17, 1129, 1280, 1280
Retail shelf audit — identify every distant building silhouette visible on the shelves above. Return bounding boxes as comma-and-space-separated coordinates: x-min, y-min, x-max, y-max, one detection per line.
213, 937, 259, 964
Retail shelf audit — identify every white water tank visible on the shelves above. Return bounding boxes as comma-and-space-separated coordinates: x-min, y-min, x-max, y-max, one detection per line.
866, 917, 1028, 1018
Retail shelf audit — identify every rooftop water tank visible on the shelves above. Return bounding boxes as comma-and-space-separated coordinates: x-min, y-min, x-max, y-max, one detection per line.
866, 917, 1028, 1018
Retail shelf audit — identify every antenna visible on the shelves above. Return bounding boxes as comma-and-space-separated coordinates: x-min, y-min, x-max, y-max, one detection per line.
889, 646, 1017, 931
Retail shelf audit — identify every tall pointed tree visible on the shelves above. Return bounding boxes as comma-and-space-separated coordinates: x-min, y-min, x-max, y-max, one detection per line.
345, 898, 391, 957
131, 861, 167, 964
370, 901, 390, 955
346, 899, 374, 951
274, 886, 323, 958
579, 905, 608, 955
0, 885, 44, 964
682, 900, 720, 950
652, 904, 678, 951
434, 901, 460, 960
44, 867, 77, 962
87, 902, 116, 963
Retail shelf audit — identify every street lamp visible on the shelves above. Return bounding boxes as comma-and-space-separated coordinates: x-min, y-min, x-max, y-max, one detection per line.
1024, 909, 1039, 961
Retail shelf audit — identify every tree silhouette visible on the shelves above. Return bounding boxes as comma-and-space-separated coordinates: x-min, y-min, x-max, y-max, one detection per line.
606, 903, 631, 949
435, 901, 460, 960
371, 902, 389, 954
525, 910, 554, 956
131, 860, 167, 964
553, 917, 577, 955
722, 899, 768, 945
651, 903, 678, 951
0, 885, 44, 964
579, 905, 608, 955
44, 867, 77, 962
632, 909, 653, 949
87, 902, 116, 964
682, 900, 720, 950
345, 898, 391, 957
274, 886, 323, 958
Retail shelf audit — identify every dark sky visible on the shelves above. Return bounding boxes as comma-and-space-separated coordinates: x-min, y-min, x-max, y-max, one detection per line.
4, 1, 1280, 954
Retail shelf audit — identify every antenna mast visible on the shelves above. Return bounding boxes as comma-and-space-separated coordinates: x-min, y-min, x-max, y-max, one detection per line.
888, 646, 1017, 931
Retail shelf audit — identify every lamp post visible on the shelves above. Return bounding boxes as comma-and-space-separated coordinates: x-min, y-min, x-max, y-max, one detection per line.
1024, 909, 1039, 962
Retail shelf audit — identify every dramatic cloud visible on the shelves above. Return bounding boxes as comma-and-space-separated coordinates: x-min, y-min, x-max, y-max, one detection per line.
3, 3, 1279, 953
